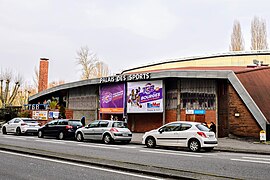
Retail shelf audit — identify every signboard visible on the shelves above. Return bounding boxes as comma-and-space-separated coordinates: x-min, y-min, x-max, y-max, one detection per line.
127, 80, 163, 113
260, 130, 266, 141
194, 109, 206, 115
24, 104, 49, 110
32, 111, 48, 120
100, 83, 125, 113
49, 111, 60, 119
100, 73, 150, 83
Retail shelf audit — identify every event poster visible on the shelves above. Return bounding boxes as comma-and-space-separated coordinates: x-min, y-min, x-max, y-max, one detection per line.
127, 80, 163, 113
100, 83, 125, 113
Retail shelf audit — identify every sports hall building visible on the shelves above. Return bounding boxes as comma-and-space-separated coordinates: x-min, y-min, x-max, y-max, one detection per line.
29, 51, 270, 138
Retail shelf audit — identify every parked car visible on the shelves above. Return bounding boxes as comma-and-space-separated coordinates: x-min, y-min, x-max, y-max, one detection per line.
37, 119, 83, 140
142, 121, 218, 152
2, 118, 40, 135
75, 120, 132, 144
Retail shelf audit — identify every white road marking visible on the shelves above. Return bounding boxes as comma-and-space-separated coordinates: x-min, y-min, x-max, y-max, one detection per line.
93, 143, 137, 149
151, 148, 215, 156
231, 158, 270, 164
140, 150, 202, 157
35, 139, 66, 144
0, 150, 162, 180
78, 144, 119, 150
2, 136, 27, 140
242, 157, 270, 161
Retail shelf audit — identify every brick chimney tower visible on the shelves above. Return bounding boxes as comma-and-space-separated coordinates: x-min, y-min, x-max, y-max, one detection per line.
38, 58, 49, 92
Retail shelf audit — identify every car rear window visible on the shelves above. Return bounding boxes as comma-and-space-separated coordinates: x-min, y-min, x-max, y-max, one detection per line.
23, 119, 38, 123
196, 124, 210, 132
68, 121, 82, 126
112, 121, 127, 128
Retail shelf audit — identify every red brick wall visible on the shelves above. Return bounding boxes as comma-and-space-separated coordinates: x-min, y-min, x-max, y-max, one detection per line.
228, 85, 261, 138
165, 109, 177, 123
128, 113, 163, 132
38, 58, 49, 92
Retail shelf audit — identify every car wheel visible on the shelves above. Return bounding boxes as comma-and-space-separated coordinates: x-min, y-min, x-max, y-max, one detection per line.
76, 132, 84, 142
15, 127, 21, 136
145, 136, 156, 148
203, 147, 214, 152
103, 134, 112, 144
38, 130, 43, 138
189, 139, 201, 152
2, 127, 7, 134
58, 132, 65, 140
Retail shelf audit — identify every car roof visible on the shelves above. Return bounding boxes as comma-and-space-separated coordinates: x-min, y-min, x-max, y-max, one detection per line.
167, 121, 201, 125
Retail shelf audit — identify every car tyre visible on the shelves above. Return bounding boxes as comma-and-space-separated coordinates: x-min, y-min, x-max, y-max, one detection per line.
38, 130, 43, 138
203, 147, 214, 152
58, 131, 65, 140
145, 136, 156, 148
103, 134, 113, 144
15, 127, 21, 136
188, 139, 201, 152
76, 132, 84, 142
2, 127, 7, 134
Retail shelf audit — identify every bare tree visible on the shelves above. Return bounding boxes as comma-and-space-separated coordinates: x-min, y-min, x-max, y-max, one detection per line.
94, 61, 109, 78
230, 20, 245, 51
251, 16, 268, 50
32, 66, 39, 93
0, 69, 23, 108
76, 46, 110, 79
48, 80, 65, 88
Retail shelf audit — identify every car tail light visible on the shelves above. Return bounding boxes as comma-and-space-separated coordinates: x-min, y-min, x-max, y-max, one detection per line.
197, 132, 207, 138
110, 128, 119, 132
21, 123, 27, 126
66, 125, 73, 129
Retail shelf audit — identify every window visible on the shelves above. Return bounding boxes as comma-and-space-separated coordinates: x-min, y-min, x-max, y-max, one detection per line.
180, 79, 216, 110
112, 122, 127, 128
180, 123, 192, 131
161, 123, 181, 132
58, 120, 68, 125
196, 124, 210, 132
14, 119, 21, 123
69, 121, 82, 126
48, 120, 58, 125
99, 121, 109, 127
88, 121, 99, 128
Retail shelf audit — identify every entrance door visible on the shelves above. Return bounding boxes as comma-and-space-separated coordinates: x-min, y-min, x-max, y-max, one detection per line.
186, 114, 205, 123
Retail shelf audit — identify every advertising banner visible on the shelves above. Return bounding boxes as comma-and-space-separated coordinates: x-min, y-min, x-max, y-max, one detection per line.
100, 83, 125, 113
32, 111, 48, 120
127, 80, 163, 113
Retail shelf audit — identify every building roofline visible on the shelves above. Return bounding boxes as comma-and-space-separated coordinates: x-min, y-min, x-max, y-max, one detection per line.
122, 50, 270, 74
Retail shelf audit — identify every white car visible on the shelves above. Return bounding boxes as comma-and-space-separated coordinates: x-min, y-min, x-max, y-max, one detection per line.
75, 120, 132, 144
142, 121, 217, 152
2, 118, 40, 135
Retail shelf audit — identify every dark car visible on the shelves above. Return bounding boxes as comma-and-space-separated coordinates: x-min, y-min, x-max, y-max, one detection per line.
37, 119, 83, 140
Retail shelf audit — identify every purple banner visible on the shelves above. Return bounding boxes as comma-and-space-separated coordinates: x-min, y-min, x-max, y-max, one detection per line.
100, 83, 125, 108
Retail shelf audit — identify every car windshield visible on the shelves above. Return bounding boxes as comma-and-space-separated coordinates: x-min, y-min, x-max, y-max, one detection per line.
69, 121, 82, 126
196, 124, 210, 132
23, 119, 38, 123
112, 122, 127, 128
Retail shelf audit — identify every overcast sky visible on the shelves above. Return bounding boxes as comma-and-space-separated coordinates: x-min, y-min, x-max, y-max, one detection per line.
1, 0, 270, 86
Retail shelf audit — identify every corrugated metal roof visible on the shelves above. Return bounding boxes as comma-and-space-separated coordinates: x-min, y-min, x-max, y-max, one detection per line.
236, 68, 270, 122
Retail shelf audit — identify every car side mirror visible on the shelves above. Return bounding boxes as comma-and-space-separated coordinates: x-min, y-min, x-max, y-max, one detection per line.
158, 128, 164, 134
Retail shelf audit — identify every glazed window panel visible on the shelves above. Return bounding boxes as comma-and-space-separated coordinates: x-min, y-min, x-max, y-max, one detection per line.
180, 79, 216, 110
166, 89, 178, 109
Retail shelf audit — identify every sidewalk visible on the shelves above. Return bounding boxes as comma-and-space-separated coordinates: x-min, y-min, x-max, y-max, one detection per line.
131, 133, 270, 155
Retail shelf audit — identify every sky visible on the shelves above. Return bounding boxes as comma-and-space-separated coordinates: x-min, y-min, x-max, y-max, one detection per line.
1, 0, 270, 86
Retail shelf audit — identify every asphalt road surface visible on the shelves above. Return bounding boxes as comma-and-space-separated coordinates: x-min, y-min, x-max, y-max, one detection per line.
1, 134, 270, 179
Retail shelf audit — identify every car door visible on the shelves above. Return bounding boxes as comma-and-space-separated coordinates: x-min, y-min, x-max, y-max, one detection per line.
155, 123, 181, 146
43, 120, 58, 136
95, 121, 109, 140
11, 119, 21, 133
5, 119, 15, 132
177, 123, 193, 146
83, 120, 99, 140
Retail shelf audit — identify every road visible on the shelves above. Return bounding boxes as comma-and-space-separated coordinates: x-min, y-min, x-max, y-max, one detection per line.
1, 134, 270, 179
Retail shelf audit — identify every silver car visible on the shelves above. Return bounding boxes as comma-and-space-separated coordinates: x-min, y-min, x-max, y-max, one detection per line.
75, 120, 132, 144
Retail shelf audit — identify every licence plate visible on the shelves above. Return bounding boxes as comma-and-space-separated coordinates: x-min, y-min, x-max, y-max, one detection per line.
123, 133, 128, 137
